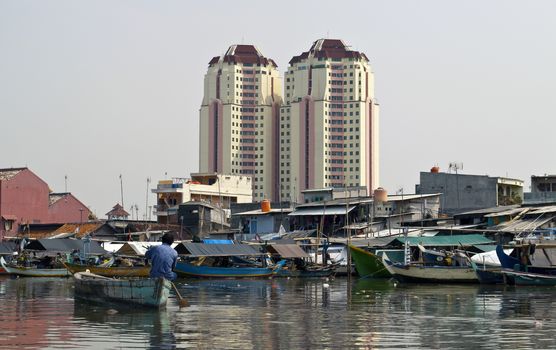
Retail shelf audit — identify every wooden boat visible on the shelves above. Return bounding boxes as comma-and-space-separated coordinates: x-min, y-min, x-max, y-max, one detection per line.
349, 245, 391, 278
0, 256, 70, 277
382, 253, 478, 283
471, 261, 505, 284
501, 269, 556, 286
496, 244, 556, 276
73, 271, 171, 308
175, 259, 286, 278
64, 262, 150, 278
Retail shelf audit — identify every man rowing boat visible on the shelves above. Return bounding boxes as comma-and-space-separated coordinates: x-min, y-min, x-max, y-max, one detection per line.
145, 233, 178, 281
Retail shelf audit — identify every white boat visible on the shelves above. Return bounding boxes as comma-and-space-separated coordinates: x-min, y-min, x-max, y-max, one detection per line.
73, 271, 172, 308
0, 256, 70, 277
382, 253, 478, 283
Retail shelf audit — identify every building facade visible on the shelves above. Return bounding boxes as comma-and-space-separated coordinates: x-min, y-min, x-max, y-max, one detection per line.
280, 39, 380, 203
152, 173, 253, 224
417, 170, 524, 215
0, 167, 91, 239
199, 45, 283, 201
524, 175, 556, 204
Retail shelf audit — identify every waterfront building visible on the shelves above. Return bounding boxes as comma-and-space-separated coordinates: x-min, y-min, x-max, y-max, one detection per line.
152, 173, 252, 224
302, 186, 368, 204
280, 39, 380, 203
416, 167, 524, 215
524, 174, 556, 204
0, 167, 91, 240
199, 45, 283, 201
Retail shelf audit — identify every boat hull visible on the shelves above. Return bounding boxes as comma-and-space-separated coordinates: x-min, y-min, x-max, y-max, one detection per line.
175, 261, 275, 278
383, 255, 477, 283
349, 245, 391, 278
65, 263, 150, 277
501, 269, 556, 286
73, 272, 171, 308
1, 257, 69, 277
471, 262, 505, 284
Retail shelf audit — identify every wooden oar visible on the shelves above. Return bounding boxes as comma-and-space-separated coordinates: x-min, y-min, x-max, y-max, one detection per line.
171, 281, 189, 308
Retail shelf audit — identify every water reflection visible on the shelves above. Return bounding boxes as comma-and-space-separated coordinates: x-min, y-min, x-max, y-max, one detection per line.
2, 276, 556, 349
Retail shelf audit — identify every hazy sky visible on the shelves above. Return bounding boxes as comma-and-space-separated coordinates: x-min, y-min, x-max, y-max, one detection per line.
1, 1, 555, 218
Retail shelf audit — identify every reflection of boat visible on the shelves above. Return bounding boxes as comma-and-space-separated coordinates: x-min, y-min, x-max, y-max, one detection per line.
73, 271, 171, 308
276, 262, 336, 278
175, 259, 286, 278
382, 253, 478, 283
0, 256, 70, 277
349, 245, 393, 278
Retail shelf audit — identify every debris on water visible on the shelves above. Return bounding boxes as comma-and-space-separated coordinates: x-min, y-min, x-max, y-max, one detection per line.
323, 283, 330, 288
106, 309, 118, 315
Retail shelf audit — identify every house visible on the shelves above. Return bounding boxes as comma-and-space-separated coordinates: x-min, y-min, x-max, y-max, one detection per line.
524, 175, 556, 204
0, 167, 91, 240
152, 173, 252, 224
176, 201, 228, 238
416, 168, 524, 215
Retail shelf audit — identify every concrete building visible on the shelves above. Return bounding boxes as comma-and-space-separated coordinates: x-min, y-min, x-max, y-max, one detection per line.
152, 173, 253, 224
0, 167, 91, 239
417, 169, 524, 215
524, 175, 556, 204
302, 186, 367, 204
199, 44, 283, 201
280, 39, 380, 203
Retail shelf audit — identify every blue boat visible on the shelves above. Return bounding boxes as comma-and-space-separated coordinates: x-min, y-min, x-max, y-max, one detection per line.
175, 259, 285, 278
174, 242, 286, 278
496, 244, 556, 276
501, 269, 556, 286
471, 261, 505, 284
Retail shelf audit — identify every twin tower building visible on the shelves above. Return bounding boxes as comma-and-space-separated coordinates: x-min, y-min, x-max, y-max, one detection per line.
199, 39, 379, 203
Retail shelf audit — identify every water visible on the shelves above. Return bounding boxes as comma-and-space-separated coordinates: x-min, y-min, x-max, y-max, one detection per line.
1, 276, 556, 349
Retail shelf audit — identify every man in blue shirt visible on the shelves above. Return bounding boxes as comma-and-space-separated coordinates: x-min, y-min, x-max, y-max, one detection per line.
145, 233, 178, 280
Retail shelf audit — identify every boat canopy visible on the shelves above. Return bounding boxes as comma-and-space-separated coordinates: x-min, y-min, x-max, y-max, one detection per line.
266, 244, 310, 258
116, 242, 179, 257
0, 242, 16, 255
25, 238, 107, 255
175, 243, 265, 257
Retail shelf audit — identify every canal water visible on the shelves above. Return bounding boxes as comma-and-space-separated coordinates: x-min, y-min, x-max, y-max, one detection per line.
1, 276, 555, 349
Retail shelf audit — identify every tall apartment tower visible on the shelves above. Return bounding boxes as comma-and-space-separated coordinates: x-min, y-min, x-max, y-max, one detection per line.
280, 39, 380, 202
199, 45, 283, 201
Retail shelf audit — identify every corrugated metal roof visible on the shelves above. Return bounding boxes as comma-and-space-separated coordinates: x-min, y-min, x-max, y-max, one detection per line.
491, 217, 554, 233
396, 234, 493, 247
528, 206, 556, 215
289, 206, 356, 216
484, 208, 529, 218
117, 242, 179, 256
234, 208, 293, 216
25, 238, 107, 255
266, 244, 309, 258
351, 236, 399, 248
175, 243, 265, 257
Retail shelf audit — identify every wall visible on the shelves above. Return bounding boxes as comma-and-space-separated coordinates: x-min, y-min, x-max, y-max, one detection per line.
47, 194, 91, 224
419, 172, 496, 215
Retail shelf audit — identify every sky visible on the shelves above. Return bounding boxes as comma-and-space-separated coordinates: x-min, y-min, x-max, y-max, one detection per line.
1, 1, 555, 219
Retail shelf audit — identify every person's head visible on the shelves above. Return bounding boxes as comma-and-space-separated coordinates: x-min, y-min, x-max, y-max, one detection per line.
161, 233, 174, 245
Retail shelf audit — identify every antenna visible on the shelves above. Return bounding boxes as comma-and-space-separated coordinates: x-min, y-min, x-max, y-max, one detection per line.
448, 162, 463, 174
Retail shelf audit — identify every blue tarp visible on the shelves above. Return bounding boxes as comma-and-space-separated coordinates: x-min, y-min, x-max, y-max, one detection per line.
203, 239, 234, 244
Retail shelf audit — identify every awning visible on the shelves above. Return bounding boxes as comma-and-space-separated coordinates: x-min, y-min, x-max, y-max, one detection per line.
116, 242, 179, 256
175, 243, 265, 257
266, 244, 310, 258
395, 234, 493, 247
25, 238, 107, 255
289, 206, 356, 216
1, 215, 17, 221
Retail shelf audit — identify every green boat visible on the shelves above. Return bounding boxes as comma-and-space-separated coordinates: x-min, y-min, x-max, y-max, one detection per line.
349, 245, 392, 278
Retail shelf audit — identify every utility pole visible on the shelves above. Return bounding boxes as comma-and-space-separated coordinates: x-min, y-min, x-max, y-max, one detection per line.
119, 174, 125, 210
145, 177, 151, 222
